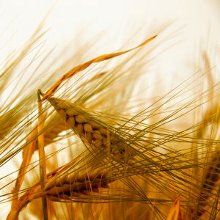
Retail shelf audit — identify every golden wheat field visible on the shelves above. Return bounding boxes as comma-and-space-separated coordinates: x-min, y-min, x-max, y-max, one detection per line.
0, 0, 220, 219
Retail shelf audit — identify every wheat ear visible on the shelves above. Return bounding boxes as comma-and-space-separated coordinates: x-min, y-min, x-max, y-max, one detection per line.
6, 166, 109, 220
47, 97, 134, 162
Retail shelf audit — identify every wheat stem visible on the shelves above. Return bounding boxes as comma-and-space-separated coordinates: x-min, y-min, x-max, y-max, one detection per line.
9, 126, 38, 215
37, 90, 48, 220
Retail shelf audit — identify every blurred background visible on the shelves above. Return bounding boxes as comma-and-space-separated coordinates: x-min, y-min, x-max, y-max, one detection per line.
0, 0, 219, 76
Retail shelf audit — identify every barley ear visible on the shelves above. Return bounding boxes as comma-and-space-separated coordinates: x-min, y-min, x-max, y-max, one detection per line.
47, 97, 134, 163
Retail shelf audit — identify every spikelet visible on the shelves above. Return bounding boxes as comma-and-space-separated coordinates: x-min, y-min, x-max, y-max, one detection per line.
48, 97, 134, 162
7, 166, 109, 220
46, 168, 109, 201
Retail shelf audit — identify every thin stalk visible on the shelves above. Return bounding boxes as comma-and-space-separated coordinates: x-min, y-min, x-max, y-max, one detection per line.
37, 89, 48, 220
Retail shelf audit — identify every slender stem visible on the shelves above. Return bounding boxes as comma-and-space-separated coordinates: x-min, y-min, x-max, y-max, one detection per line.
37, 89, 48, 220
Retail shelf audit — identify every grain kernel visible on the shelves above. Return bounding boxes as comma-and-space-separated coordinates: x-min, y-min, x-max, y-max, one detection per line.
67, 117, 75, 127
99, 127, 108, 136
93, 139, 103, 148
59, 109, 67, 117
75, 115, 87, 123
66, 108, 78, 116
89, 121, 100, 130
76, 123, 83, 135
85, 132, 92, 142
92, 131, 102, 140
84, 123, 93, 133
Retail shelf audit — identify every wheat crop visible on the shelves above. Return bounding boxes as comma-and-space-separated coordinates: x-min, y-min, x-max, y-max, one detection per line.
0, 1, 220, 220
